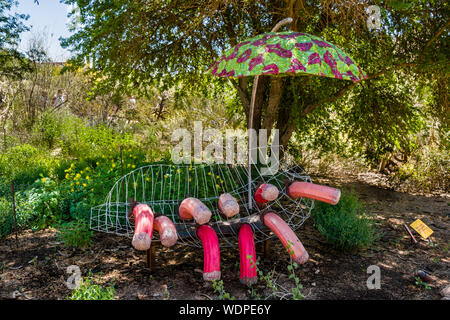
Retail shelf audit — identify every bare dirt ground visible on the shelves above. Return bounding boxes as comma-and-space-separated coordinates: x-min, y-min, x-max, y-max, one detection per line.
1, 174, 448, 300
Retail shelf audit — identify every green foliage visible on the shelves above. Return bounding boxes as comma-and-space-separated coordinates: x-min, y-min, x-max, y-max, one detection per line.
67, 271, 115, 300
0, 191, 34, 238
312, 190, 376, 251
211, 280, 235, 300
393, 143, 449, 192
246, 254, 303, 300
33, 111, 63, 149
414, 277, 431, 290
0, 144, 52, 185
25, 177, 61, 229
57, 219, 93, 249
0, 0, 32, 79
286, 242, 303, 300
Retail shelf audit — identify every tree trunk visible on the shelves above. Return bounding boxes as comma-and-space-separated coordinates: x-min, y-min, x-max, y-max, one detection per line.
252, 76, 268, 131
263, 77, 283, 139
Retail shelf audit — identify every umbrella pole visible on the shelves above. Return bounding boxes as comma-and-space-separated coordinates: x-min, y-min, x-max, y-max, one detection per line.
247, 18, 293, 211
248, 75, 259, 211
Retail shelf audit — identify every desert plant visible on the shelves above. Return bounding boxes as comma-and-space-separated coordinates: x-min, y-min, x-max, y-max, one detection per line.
312, 190, 376, 251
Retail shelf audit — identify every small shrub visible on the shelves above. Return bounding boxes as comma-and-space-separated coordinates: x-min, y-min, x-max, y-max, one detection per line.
312, 190, 376, 251
33, 111, 63, 149
26, 178, 61, 229
67, 271, 115, 300
57, 219, 93, 248
211, 280, 235, 300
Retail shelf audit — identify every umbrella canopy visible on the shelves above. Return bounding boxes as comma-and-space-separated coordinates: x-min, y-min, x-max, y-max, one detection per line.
207, 31, 366, 82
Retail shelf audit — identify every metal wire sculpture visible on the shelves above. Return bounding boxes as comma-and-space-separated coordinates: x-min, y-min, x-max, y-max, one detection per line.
90, 146, 314, 248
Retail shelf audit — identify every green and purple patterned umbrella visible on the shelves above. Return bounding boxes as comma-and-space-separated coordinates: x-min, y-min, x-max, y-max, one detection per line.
207, 19, 366, 210
207, 31, 366, 82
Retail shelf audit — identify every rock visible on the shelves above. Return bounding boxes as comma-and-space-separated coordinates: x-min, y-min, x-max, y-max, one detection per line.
440, 285, 450, 297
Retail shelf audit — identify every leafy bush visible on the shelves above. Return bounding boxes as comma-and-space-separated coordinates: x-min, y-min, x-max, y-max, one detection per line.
0, 198, 15, 238
57, 219, 93, 248
33, 111, 63, 149
67, 271, 115, 300
25, 178, 62, 229
0, 192, 35, 238
312, 190, 376, 251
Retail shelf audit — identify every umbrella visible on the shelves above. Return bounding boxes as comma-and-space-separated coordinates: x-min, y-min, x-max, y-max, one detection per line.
207, 18, 366, 209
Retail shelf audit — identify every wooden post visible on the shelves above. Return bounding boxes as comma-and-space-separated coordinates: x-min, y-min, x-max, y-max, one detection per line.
146, 242, 157, 271
263, 238, 271, 260
120, 146, 126, 204
11, 181, 18, 244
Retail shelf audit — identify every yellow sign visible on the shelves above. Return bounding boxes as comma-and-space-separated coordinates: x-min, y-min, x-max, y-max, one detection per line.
410, 219, 433, 239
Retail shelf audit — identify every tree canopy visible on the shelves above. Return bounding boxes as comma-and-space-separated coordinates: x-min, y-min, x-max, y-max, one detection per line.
61, 0, 449, 163
0, 0, 35, 78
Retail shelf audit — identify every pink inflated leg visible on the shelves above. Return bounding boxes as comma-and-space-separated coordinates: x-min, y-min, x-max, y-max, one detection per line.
218, 193, 240, 218
154, 215, 178, 247
179, 197, 212, 225
197, 225, 221, 281
287, 181, 341, 205
254, 183, 279, 204
238, 224, 257, 285
131, 204, 154, 251
263, 212, 309, 265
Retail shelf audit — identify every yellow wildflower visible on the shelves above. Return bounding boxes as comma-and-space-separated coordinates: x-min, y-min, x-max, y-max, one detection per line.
41, 178, 46, 183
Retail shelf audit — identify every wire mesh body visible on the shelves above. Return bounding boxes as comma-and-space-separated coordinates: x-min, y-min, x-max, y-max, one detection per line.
90, 150, 314, 248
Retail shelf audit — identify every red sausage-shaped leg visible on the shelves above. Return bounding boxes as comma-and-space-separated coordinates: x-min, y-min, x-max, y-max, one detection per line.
197, 225, 221, 281
263, 212, 309, 265
218, 193, 240, 218
287, 181, 340, 205
131, 204, 154, 251
254, 183, 279, 205
239, 224, 257, 285
154, 215, 178, 247
179, 197, 212, 225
